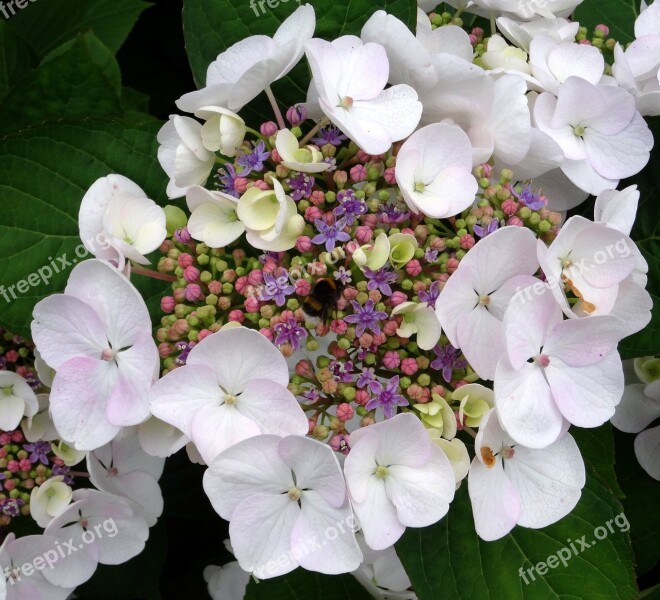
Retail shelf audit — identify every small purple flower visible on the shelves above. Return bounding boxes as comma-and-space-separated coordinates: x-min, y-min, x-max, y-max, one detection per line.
473, 219, 500, 239
513, 183, 546, 210
430, 344, 468, 383
237, 140, 270, 175
216, 163, 240, 198
287, 172, 315, 201
329, 360, 354, 383
273, 315, 308, 350
24, 441, 51, 465
302, 388, 321, 403
0, 498, 24, 517
356, 367, 376, 389
418, 280, 440, 306
311, 218, 351, 252
424, 248, 439, 263
175, 341, 193, 365
380, 202, 411, 224
365, 376, 409, 418
333, 190, 367, 225
312, 125, 347, 146
258, 269, 295, 306
364, 267, 397, 296
344, 299, 388, 337
333, 266, 352, 285
24, 372, 41, 391
174, 227, 192, 244
52, 464, 74, 485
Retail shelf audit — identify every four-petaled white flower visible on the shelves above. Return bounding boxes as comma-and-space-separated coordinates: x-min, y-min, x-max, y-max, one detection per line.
31, 260, 159, 450
305, 36, 422, 155
395, 123, 478, 218
150, 327, 308, 464
203, 434, 362, 579
275, 128, 330, 173
435, 226, 539, 380
468, 409, 585, 541
79, 174, 167, 267
390, 301, 442, 350
344, 413, 455, 550
0, 371, 38, 432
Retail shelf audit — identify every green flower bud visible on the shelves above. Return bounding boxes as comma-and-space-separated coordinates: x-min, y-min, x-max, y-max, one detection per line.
164, 205, 188, 236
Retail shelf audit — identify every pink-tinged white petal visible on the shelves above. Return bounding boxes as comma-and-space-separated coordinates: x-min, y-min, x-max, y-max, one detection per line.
606, 276, 652, 336
594, 185, 639, 235
203, 435, 294, 520
149, 364, 225, 437
370, 413, 433, 468
343, 432, 381, 503
292, 490, 362, 574
278, 436, 346, 508
352, 477, 404, 551
234, 379, 308, 439
635, 425, 660, 481
187, 327, 289, 393
434, 264, 479, 347
230, 493, 300, 579
546, 350, 624, 427
507, 432, 585, 528
31, 294, 108, 369
611, 383, 660, 433
495, 358, 565, 449
468, 457, 520, 541
49, 357, 120, 450
386, 446, 455, 527
635, 0, 660, 38
191, 403, 261, 464
456, 305, 505, 380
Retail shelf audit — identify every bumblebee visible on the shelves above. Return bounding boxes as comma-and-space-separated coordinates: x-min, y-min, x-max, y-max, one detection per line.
302, 277, 343, 323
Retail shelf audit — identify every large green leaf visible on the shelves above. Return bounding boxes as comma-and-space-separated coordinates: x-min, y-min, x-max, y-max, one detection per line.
0, 118, 170, 336
182, 0, 417, 124
614, 428, 660, 577
5, 0, 148, 58
245, 568, 373, 599
0, 35, 123, 135
395, 476, 637, 600
0, 21, 37, 103
573, 0, 639, 45
572, 424, 625, 499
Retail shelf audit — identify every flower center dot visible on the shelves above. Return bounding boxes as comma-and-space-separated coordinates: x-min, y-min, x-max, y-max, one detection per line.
287, 486, 302, 501
375, 465, 389, 479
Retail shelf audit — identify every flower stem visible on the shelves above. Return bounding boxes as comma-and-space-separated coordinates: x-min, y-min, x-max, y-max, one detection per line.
131, 265, 177, 282
265, 85, 286, 130
463, 426, 477, 439
299, 117, 331, 146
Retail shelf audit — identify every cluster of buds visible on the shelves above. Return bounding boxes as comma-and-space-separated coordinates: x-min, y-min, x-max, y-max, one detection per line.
155, 114, 560, 453
0, 328, 41, 390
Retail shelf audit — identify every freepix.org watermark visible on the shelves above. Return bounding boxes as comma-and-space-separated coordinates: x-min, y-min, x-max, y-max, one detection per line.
4, 517, 119, 585
518, 512, 630, 585
249, 0, 294, 17
0, 0, 37, 20
0, 232, 112, 304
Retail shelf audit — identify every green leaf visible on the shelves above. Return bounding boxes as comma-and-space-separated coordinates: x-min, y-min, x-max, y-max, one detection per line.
396, 476, 637, 600
573, 0, 638, 45
614, 428, 660, 577
5, 0, 148, 58
76, 520, 167, 600
182, 0, 417, 124
0, 118, 170, 337
571, 424, 625, 499
245, 568, 373, 599
0, 36, 123, 135
619, 116, 660, 359
0, 20, 37, 103
43, 31, 122, 96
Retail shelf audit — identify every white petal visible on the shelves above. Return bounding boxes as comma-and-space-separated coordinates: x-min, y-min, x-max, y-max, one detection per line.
635, 425, 660, 481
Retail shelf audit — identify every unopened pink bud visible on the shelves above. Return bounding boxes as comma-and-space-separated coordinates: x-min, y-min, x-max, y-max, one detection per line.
286, 104, 307, 125
295, 279, 312, 296
507, 216, 524, 227
333, 170, 348, 187
336, 403, 354, 421
401, 358, 418, 376
178, 253, 194, 268
259, 327, 274, 341
304, 206, 323, 222
296, 359, 314, 378
460, 234, 475, 250
383, 351, 401, 369
197, 329, 213, 342
234, 177, 249, 194
158, 343, 172, 358
501, 199, 519, 216
183, 265, 200, 283
184, 284, 203, 301
358, 333, 373, 348
389, 291, 407, 306
330, 318, 348, 334
244, 295, 260, 312
383, 166, 396, 184
383, 320, 399, 336
446, 258, 460, 274
355, 226, 373, 244
248, 270, 264, 286
296, 236, 314, 253
270, 148, 282, 163
253, 180, 269, 190
309, 190, 325, 205
405, 260, 422, 276
260, 121, 278, 136
235, 276, 249, 294
355, 389, 369, 405
228, 310, 245, 323
160, 296, 176, 313
350, 164, 367, 182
